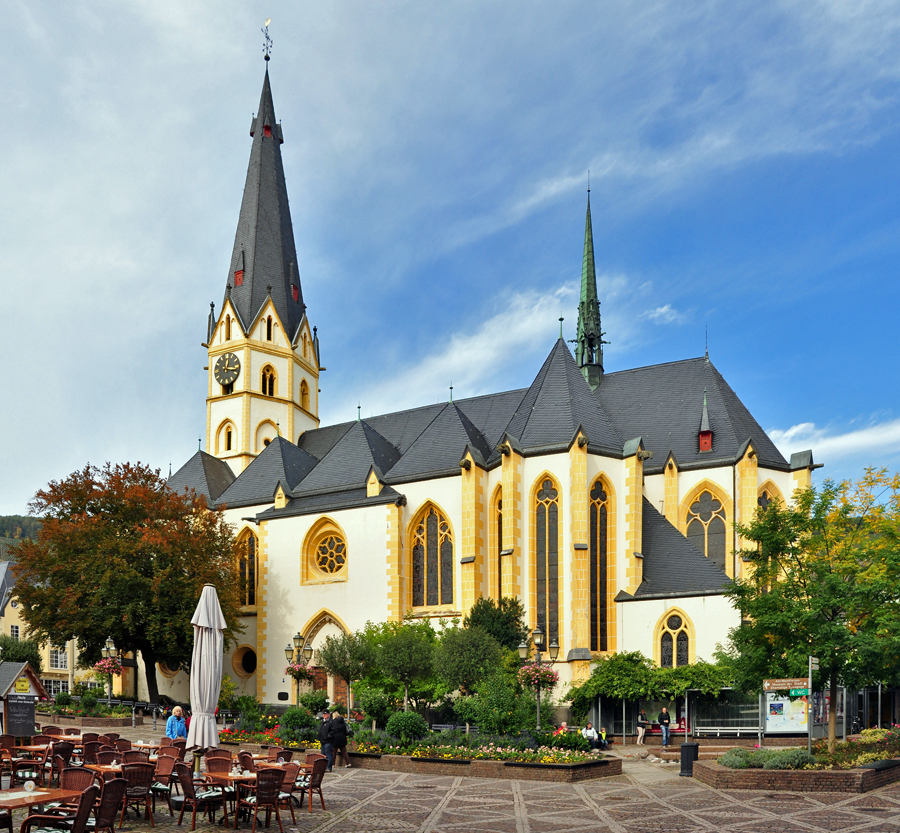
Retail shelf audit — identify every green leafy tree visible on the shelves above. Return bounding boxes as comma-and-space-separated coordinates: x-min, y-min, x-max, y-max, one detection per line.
433, 625, 503, 694
0, 634, 43, 674
462, 596, 528, 650
377, 622, 436, 711
314, 631, 375, 707
723, 470, 900, 751
12, 462, 244, 704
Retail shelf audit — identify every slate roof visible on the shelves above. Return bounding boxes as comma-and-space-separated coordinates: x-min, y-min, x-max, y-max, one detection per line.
224, 68, 305, 341
167, 451, 236, 507
192, 338, 796, 513
217, 437, 318, 509
0, 561, 15, 616
0, 662, 28, 697
257, 486, 402, 520
633, 499, 731, 597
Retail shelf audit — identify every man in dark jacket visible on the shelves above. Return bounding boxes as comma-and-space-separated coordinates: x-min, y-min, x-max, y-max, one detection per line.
657, 707, 672, 748
318, 711, 334, 771
330, 709, 352, 768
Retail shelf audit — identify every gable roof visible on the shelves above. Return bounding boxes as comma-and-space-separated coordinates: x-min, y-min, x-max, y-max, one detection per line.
0, 661, 48, 699
634, 499, 730, 597
167, 451, 236, 507
217, 437, 318, 509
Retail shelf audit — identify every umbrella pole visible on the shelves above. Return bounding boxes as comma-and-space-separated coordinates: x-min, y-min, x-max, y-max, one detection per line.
192, 748, 203, 775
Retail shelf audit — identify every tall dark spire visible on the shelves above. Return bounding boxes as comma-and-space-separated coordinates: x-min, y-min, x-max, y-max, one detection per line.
574, 191, 606, 390
224, 67, 305, 340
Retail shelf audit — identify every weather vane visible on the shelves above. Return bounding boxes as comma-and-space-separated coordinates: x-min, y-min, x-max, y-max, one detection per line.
262, 18, 273, 62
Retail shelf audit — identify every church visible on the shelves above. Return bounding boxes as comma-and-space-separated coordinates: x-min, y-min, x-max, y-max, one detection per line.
163, 66, 818, 707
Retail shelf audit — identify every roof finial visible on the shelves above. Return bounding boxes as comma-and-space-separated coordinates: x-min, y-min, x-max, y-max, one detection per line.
198, 438, 201, 451
449, 382, 453, 403
587, 169, 590, 193
559, 315, 564, 338
705, 326, 708, 360
168, 462, 172, 478
276, 421, 281, 437
262, 19, 273, 62
357, 403, 361, 422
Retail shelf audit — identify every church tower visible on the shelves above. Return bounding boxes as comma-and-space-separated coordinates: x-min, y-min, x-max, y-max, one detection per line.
574, 190, 606, 390
205, 66, 321, 475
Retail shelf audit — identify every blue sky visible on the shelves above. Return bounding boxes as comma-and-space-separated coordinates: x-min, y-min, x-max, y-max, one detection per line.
1, 0, 899, 514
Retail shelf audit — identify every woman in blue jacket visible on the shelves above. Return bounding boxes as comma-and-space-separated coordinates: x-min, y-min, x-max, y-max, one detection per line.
166, 705, 187, 739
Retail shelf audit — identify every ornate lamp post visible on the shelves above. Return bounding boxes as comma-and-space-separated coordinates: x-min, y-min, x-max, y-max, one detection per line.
284, 632, 314, 706
100, 636, 117, 701
518, 625, 559, 731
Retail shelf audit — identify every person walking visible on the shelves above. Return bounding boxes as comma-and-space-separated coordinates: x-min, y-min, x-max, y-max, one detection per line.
636, 709, 649, 745
657, 706, 672, 747
318, 710, 335, 771
331, 709, 352, 768
166, 705, 187, 740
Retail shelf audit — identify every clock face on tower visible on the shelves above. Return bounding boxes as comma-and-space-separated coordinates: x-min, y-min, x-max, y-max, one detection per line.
214, 352, 241, 386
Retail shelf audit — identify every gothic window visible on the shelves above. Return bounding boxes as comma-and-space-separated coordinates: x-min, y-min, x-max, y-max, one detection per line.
300, 379, 310, 411
226, 428, 232, 451
758, 491, 772, 511
412, 507, 453, 607
266, 316, 273, 341
496, 498, 503, 598
659, 612, 689, 668
686, 490, 727, 572
238, 532, 257, 607
313, 533, 347, 576
589, 479, 609, 652
225, 316, 231, 341
535, 478, 559, 644
217, 422, 236, 454
261, 366, 276, 397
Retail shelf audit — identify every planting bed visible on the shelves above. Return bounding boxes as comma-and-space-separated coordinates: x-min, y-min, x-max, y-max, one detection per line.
694, 760, 900, 793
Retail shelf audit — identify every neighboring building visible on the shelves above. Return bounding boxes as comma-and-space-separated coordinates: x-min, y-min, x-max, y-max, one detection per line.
161, 65, 818, 706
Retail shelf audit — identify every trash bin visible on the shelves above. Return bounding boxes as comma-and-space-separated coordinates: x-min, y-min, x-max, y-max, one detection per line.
679, 742, 700, 777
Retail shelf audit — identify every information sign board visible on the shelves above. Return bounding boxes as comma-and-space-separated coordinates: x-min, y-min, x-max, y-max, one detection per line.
763, 678, 808, 691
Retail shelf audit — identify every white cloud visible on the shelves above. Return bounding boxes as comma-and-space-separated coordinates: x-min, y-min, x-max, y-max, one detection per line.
641, 304, 685, 325
769, 418, 900, 462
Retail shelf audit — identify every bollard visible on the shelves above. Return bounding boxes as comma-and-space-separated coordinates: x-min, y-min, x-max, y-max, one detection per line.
152, 707, 158, 733
132, 704, 137, 728
679, 742, 700, 777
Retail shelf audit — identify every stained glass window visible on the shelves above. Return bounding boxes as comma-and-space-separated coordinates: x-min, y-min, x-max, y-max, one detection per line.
496, 498, 503, 598
686, 490, 727, 572
315, 535, 346, 574
659, 611, 689, 667
239, 533, 257, 607
758, 491, 771, 511
412, 507, 453, 606
535, 479, 559, 643
589, 480, 609, 652
660, 632, 673, 668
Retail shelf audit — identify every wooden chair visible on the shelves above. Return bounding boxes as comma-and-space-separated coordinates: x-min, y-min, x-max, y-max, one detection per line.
11, 742, 53, 786
295, 756, 328, 813
170, 761, 228, 831
86, 778, 127, 833
202, 758, 235, 809
103, 734, 119, 743
119, 762, 155, 828
81, 733, 100, 744
43, 726, 63, 737
233, 767, 283, 833
122, 750, 149, 763
158, 747, 178, 760
65, 728, 81, 736
20, 784, 98, 833
150, 754, 176, 816
204, 748, 231, 760
277, 762, 300, 822
238, 751, 257, 772
172, 739, 187, 760
81, 742, 102, 766
266, 747, 285, 761
113, 739, 132, 753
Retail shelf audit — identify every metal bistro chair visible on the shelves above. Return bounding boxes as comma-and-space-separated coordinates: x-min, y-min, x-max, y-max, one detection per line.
234, 767, 284, 833
170, 761, 228, 832
20, 784, 99, 833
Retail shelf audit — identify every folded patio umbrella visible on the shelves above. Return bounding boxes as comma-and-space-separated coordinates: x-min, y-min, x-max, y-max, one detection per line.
185, 584, 226, 750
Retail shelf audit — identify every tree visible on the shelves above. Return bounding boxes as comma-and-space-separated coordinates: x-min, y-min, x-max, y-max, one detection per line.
462, 596, 527, 650
377, 622, 436, 711
12, 462, 244, 703
0, 634, 43, 674
723, 470, 900, 751
314, 631, 375, 706
433, 625, 502, 694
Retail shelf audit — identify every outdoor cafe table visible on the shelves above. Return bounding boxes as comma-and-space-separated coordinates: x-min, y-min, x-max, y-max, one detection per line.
82, 763, 122, 777
132, 742, 159, 752
0, 787, 82, 811
14, 745, 50, 755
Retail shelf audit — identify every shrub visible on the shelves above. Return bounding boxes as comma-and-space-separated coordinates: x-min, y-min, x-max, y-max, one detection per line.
355, 686, 391, 728
80, 691, 99, 713
860, 728, 890, 743
331, 703, 347, 715
54, 692, 72, 707
532, 730, 589, 752
763, 749, 817, 770
385, 711, 429, 743
471, 672, 528, 735
299, 690, 329, 715
279, 706, 316, 731
852, 751, 892, 767
718, 748, 752, 769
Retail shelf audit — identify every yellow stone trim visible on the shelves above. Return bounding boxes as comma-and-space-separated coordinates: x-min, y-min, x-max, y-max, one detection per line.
792, 467, 812, 493
527, 471, 564, 651
405, 500, 456, 611
460, 452, 486, 618
255, 519, 269, 701
367, 469, 383, 497
652, 607, 696, 666
232, 644, 258, 680
500, 450, 523, 599
300, 516, 349, 585
235, 526, 259, 611
386, 503, 404, 622
735, 447, 758, 579
663, 458, 679, 524
623, 454, 643, 595
758, 479, 784, 505
677, 478, 735, 578
569, 436, 589, 656
589, 473, 618, 653
299, 608, 351, 643
255, 419, 278, 453
488, 484, 502, 599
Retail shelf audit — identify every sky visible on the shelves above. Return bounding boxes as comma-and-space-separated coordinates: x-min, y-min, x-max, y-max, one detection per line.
2, 0, 900, 514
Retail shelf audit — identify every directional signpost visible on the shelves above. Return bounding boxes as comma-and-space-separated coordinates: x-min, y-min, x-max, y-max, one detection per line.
808, 657, 819, 754
762, 678, 808, 692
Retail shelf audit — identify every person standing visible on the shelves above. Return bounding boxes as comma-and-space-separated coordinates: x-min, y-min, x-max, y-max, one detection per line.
166, 705, 187, 740
636, 709, 649, 745
318, 711, 334, 771
657, 706, 671, 747
330, 709, 352, 768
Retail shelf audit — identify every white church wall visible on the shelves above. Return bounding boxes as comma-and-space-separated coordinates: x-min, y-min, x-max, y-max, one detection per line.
643, 473, 665, 516
758, 468, 797, 504
677, 466, 734, 504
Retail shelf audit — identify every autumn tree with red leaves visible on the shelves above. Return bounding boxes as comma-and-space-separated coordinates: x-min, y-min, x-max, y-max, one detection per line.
13, 462, 243, 703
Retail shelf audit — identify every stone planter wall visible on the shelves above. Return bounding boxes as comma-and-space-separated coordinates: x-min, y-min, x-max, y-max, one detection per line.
693, 761, 900, 793
348, 752, 621, 783
37, 714, 143, 728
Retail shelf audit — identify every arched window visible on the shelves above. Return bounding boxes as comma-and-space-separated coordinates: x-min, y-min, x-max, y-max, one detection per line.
225, 316, 231, 341
226, 428, 232, 451
237, 532, 257, 607
686, 490, 727, 572
590, 479, 610, 652
266, 316, 273, 341
496, 497, 503, 598
659, 613, 690, 668
300, 379, 310, 411
261, 366, 275, 397
216, 421, 236, 455
302, 334, 309, 359
313, 532, 347, 576
534, 478, 559, 643
412, 506, 453, 606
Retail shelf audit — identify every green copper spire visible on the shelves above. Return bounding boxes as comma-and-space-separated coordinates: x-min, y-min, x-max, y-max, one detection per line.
574, 190, 606, 389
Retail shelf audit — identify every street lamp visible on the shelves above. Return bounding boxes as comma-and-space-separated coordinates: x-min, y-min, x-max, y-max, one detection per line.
284, 632, 314, 706
518, 625, 559, 731
100, 637, 117, 701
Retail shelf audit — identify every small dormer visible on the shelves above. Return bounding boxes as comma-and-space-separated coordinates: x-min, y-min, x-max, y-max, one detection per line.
699, 390, 713, 452
366, 465, 384, 497
273, 479, 292, 509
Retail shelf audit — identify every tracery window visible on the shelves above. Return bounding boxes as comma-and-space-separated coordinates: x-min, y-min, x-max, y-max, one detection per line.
238, 532, 257, 607
313, 533, 347, 576
589, 479, 609, 651
659, 613, 689, 668
261, 366, 276, 397
300, 379, 310, 411
412, 507, 453, 606
686, 490, 727, 572
535, 478, 559, 643
758, 491, 772, 511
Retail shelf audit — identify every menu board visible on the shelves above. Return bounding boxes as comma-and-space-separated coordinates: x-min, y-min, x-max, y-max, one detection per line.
6, 694, 36, 737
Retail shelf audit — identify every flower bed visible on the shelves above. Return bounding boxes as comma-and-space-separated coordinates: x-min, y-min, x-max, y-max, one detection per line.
359, 741, 593, 765
694, 760, 900, 793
